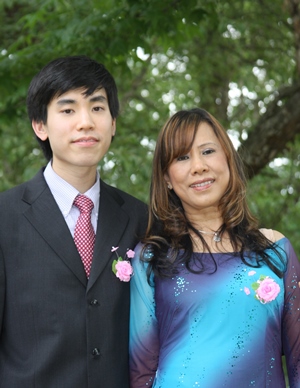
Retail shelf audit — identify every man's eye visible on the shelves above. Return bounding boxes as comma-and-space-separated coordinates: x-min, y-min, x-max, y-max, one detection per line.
93, 106, 103, 111
62, 109, 73, 114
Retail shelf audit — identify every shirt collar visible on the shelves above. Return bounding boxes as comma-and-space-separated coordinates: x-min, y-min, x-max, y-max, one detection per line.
43, 161, 100, 217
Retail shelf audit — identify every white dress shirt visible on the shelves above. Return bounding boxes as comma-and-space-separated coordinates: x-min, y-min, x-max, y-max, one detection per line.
43, 162, 100, 236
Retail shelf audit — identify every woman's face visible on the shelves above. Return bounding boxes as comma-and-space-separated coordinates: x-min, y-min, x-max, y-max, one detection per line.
164, 122, 230, 216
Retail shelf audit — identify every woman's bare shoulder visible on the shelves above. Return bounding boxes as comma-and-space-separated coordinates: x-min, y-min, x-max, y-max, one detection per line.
259, 228, 285, 242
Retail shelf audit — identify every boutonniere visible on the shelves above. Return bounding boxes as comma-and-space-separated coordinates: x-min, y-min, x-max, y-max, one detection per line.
244, 271, 280, 304
111, 246, 134, 282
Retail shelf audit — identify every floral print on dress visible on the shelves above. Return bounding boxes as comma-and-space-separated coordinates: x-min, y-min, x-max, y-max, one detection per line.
244, 270, 280, 304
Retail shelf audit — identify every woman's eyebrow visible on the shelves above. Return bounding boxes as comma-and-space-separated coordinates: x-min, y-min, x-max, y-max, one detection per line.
197, 142, 218, 148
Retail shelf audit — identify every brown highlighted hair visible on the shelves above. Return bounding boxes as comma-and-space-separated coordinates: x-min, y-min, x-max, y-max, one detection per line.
142, 108, 285, 279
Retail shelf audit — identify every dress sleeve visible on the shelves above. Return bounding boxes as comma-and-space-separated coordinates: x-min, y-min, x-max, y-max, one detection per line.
282, 239, 300, 387
129, 243, 159, 387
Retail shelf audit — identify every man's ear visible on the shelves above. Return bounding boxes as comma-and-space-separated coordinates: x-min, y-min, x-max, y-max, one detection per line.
112, 118, 116, 137
111, 119, 116, 142
32, 120, 48, 141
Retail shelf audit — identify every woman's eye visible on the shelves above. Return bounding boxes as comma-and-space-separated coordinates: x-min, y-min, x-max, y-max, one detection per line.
177, 155, 189, 161
202, 148, 215, 155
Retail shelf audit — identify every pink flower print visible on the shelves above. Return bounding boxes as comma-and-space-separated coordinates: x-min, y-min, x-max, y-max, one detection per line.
115, 260, 133, 282
126, 249, 135, 259
244, 287, 251, 295
248, 270, 256, 276
255, 277, 280, 304
111, 246, 119, 252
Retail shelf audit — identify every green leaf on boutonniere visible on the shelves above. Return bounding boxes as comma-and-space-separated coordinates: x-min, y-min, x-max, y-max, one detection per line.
112, 259, 117, 274
112, 257, 123, 275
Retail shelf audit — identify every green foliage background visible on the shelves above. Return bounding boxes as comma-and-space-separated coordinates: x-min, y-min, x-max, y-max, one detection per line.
0, 0, 300, 257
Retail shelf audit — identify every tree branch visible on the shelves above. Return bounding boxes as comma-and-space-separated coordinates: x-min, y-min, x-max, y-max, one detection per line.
238, 82, 300, 178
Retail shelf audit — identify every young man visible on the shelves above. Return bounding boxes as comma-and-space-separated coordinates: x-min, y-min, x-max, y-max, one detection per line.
0, 56, 148, 387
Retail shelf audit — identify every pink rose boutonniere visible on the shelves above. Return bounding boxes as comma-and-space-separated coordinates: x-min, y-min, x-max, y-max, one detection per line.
250, 274, 280, 304
111, 246, 134, 282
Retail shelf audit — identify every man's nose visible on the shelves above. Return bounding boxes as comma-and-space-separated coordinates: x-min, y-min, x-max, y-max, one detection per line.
77, 110, 95, 130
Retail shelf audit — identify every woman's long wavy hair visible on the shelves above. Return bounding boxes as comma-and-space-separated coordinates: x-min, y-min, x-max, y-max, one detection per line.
142, 108, 285, 279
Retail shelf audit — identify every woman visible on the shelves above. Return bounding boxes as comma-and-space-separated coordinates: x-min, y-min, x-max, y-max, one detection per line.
129, 108, 300, 387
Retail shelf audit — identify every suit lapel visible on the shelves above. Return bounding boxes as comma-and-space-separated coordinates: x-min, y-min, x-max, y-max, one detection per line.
87, 181, 129, 290
22, 170, 87, 286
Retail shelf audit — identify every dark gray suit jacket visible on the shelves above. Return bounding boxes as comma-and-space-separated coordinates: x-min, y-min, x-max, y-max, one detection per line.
0, 169, 148, 387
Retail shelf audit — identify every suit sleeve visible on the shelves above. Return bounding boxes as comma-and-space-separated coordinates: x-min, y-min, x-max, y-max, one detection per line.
282, 239, 300, 387
0, 246, 4, 336
129, 243, 159, 387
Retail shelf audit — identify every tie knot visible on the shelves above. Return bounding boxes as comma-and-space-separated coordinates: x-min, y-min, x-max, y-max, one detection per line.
74, 194, 94, 214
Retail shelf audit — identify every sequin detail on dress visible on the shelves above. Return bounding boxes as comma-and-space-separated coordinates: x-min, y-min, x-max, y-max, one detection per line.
130, 238, 300, 387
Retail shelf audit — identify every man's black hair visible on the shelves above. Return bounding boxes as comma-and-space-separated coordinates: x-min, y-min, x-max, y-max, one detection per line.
27, 55, 119, 160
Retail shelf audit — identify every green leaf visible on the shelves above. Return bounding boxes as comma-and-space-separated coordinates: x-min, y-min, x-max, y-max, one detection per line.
0, 0, 299, 262
112, 259, 118, 274
251, 282, 259, 291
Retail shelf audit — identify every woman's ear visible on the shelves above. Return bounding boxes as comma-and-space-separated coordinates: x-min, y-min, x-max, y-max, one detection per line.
32, 120, 48, 141
164, 174, 173, 190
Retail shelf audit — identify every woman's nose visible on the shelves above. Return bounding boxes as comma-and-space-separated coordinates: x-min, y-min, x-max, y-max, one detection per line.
190, 156, 208, 174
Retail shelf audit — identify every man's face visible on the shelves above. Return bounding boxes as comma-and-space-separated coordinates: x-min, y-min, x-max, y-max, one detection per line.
32, 88, 116, 176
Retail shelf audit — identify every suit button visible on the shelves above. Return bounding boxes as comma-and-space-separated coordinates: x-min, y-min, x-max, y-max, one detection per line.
90, 299, 98, 306
92, 348, 101, 357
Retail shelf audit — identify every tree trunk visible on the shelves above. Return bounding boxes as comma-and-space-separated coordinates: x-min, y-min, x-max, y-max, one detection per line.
238, 82, 300, 178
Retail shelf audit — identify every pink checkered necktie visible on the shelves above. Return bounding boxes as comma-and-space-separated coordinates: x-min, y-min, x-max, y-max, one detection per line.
73, 194, 95, 278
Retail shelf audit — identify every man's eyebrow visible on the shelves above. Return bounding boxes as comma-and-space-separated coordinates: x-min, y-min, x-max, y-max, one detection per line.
56, 95, 107, 105
89, 95, 107, 103
56, 98, 76, 105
